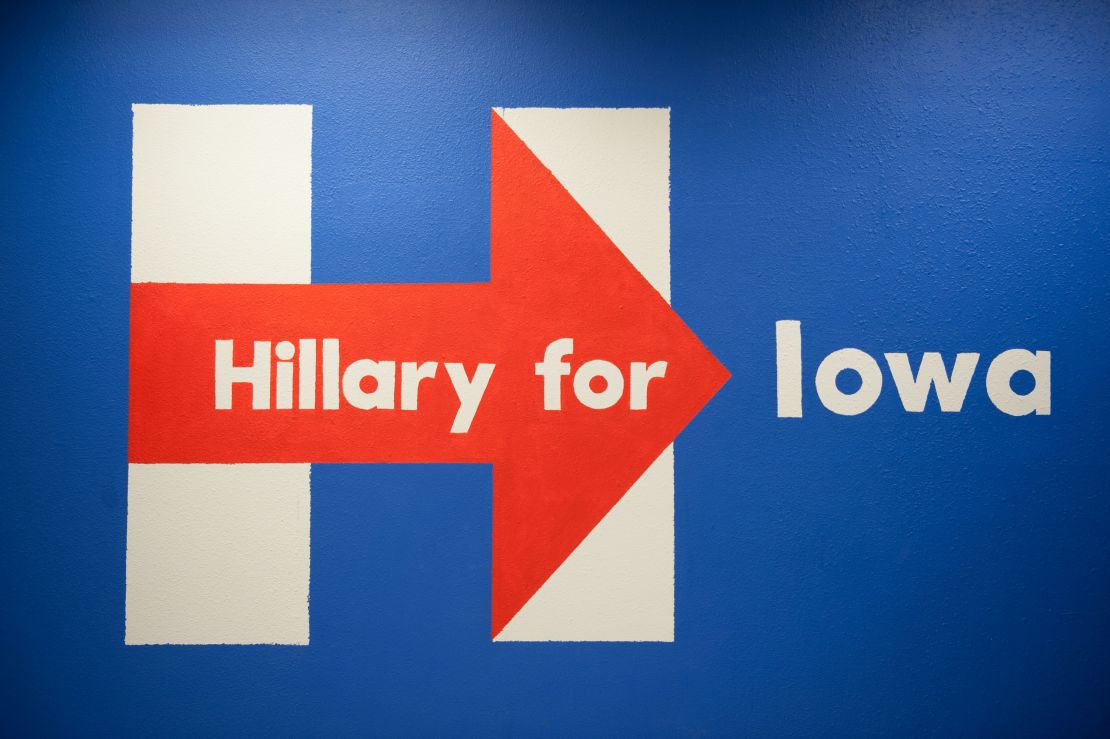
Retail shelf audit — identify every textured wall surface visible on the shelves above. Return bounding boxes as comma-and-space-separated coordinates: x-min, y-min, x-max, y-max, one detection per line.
3, 0, 1109, 734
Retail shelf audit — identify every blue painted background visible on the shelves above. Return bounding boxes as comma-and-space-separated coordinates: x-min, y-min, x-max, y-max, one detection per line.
3, 0, 1109, 734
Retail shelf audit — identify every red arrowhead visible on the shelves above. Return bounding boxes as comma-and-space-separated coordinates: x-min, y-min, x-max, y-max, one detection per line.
128, 112, 729, 639
487, 111, 730, 636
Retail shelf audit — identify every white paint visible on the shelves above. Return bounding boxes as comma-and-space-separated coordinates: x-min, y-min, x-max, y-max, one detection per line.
495, 447, 674, 642
776, 320, 803, 418
212, 340, 495, 432
322, 338, 340, 410
536, 337, 574, 410
630, 361, 668, 411
498, 109, 673, 642
445, 363, 495, 434
275, 341, 296, 360
215, 339, 271, 410
496, 108, 671, 301
275, 341, 296, 410
815, 348, 884, 416
125, 464, 310, 645
342, 359, 396, 410
298, 339, 317, 410
885, 352, 979, 412
535, 338, 667, 411
131, 104, 311, 283
573, 359, 625, 409
986, 349, 1051, 416
130, 104, 313, 646
401, 361, 439, 411
778, 322, 1051, 417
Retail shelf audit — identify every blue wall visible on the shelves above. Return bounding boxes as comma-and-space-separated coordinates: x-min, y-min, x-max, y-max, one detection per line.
3, 0, 1109, 734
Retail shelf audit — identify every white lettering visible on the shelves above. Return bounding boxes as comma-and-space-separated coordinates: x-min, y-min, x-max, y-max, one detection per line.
986, 349, 1051, 416
215, 339, 270, 410
885, 352, 979, 412
445, 363, 495, 433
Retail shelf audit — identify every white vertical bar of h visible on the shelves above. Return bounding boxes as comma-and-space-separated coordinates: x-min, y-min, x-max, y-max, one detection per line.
493, 108, 675, 642
126, 104, 312, 645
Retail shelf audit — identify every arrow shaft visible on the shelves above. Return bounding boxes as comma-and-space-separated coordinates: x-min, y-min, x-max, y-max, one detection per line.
129, 282, 505, 463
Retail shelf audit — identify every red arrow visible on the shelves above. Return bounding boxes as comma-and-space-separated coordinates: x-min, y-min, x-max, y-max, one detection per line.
129, 111, 730, 637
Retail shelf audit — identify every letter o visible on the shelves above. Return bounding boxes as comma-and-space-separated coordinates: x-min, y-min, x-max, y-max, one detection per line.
815, 348, 883, 416
573, 360, 625, 409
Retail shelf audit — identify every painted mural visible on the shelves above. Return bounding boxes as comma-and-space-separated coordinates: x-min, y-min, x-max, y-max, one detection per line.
5, 1, 1109, 734
126, 106, 727, 644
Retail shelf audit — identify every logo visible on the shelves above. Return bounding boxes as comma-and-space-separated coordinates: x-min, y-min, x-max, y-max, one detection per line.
126, 105, 728, 645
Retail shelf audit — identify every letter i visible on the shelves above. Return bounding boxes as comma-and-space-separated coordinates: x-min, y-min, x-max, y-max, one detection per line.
275, 340, 296, 409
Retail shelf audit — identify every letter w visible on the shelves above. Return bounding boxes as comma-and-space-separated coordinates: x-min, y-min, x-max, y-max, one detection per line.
884, 352, 979, 412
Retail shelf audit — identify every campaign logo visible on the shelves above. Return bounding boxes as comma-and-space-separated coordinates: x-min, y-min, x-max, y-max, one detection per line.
126, 105, 729, 645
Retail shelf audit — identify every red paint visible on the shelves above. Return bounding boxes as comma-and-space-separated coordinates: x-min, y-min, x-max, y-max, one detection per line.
129, 111, 730, 637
